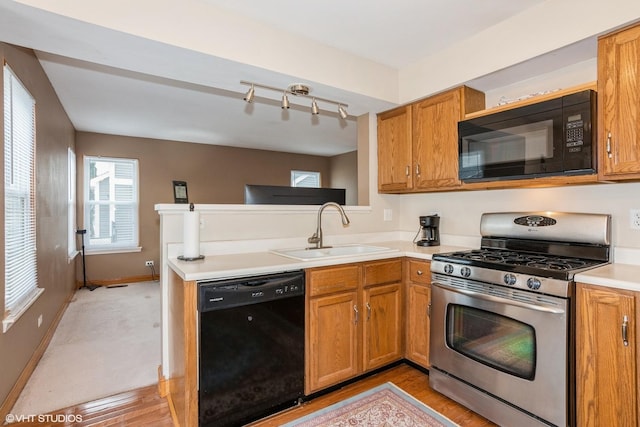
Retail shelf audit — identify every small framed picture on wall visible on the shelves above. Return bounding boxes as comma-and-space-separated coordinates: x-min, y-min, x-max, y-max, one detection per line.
173, 180, 189, 203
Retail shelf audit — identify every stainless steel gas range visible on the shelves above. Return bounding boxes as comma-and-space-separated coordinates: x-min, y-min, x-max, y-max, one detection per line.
429, 212, 611, 427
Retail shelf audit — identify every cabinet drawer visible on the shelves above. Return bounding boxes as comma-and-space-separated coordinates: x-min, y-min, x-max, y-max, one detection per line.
363, 259, 402, 286
408, 259, 431, 284
307, 265, 359, 297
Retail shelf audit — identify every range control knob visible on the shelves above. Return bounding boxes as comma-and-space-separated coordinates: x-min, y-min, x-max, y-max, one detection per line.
527, 277, 542, 290
461, 267, 471, 277
503, 273, 517, 286
444, 264, 454, 274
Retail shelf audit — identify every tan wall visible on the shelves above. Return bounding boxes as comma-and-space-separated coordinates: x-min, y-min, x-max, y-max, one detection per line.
75, 132, 351, 282
0, 44, 76, 408
329, 151, 358, 206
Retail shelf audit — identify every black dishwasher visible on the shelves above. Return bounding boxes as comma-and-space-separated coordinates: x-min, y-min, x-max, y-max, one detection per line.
198, 270, 305, 427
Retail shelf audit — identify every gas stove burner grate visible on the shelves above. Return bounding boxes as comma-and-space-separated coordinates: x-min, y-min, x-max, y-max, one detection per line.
439, 248, 603, 276
529, 259, 588, 270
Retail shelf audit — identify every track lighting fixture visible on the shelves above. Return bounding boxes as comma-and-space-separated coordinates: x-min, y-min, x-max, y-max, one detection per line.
243, 84, 255, 103
240, 80, 348, 119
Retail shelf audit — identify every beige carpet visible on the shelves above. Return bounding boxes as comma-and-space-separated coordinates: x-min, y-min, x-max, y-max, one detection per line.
10, 281, 161, 416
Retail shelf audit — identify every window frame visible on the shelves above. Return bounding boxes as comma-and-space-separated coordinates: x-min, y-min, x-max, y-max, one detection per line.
3, 63, 42, 333
291, 170, 321, 188
83, 155, 140, 254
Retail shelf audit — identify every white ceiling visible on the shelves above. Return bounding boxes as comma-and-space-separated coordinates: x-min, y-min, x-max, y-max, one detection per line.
203, 0, 545, 69
0, 0, 582, 156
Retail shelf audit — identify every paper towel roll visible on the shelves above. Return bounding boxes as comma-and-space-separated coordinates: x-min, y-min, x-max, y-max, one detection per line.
183, 210, 200, 259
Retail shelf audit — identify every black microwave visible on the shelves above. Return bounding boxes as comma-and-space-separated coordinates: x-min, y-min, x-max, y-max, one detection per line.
458, 90, 596, 182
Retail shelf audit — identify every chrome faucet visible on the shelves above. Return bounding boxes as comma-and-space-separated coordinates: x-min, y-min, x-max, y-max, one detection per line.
307, 202, 350, 249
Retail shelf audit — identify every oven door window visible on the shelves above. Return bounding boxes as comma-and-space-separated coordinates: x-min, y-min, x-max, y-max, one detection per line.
446, 304, 536, 380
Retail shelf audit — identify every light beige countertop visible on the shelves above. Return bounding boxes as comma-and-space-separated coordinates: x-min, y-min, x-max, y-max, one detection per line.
168, 240, 466, 282
575, 263, 640, 292
168, 239, 640, 292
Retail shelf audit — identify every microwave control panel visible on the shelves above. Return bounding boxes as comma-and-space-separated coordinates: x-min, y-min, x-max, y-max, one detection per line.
566, 115, 584, 152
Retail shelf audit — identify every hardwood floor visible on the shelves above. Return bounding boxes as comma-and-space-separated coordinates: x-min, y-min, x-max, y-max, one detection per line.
7, 364, 495, 426
6, 385, 173, 427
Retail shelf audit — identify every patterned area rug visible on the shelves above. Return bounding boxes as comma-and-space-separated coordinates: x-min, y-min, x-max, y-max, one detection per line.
283, 382, 459, 427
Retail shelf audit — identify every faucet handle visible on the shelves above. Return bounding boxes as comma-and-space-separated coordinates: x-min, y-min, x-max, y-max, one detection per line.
308, 233, 320, 245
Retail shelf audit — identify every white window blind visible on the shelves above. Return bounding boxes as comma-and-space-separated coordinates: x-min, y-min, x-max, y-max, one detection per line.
84, 156, 139, 253
4, 64, 41, 332
291, 170, 321, 188
68, 148, 76, 257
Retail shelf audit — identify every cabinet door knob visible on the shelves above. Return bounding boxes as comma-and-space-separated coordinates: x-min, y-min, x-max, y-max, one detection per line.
354, 305, 359, 325
622, 315, 629, 347
405, 165, 410, 177
415, 164, 421, 176
417, 270, 423, 276
366, 302, 372, 320
607, 132, 613, 159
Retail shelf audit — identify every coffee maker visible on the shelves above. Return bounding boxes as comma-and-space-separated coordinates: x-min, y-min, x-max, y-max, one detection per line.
415, 215, 440, 246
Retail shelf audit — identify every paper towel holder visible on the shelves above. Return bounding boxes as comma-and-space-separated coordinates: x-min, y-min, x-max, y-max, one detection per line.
177, 254, 204, 261
178, 203, 205, 261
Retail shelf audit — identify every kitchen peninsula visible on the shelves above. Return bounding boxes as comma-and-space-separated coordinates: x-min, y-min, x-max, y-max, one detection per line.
160, 224, 463, 426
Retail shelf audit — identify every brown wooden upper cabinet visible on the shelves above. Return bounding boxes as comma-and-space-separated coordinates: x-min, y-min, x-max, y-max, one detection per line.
377, 86, 485, 193
598, 23, 640, 181
377, 105, 413, 192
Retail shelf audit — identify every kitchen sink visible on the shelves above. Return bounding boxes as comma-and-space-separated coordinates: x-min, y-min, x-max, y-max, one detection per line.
270, 244, 399, 261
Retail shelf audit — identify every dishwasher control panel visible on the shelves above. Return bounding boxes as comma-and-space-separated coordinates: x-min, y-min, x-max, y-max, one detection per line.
198, 270, 305, 312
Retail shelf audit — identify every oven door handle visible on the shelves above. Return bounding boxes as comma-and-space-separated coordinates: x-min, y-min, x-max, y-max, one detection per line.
433, 282, 566, 314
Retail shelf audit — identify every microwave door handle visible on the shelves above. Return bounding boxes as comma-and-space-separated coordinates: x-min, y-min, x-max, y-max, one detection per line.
432, 282, 565, 314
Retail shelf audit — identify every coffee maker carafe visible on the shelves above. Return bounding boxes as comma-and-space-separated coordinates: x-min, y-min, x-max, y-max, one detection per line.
415, 215, 440, 247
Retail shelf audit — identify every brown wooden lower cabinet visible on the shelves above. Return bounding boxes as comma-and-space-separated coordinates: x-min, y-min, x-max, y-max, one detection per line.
307, 290, 359, 392
576, 282, 639, 427
405, 258, 431, 368
363, 282, 403, 371
305, 259, 403, 394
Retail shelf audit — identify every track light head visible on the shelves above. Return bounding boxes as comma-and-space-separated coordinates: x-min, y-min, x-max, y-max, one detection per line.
338, 105, 348, 119
281, 92, 290, 109
311, 98, 319, 115
243, 85, 255, 103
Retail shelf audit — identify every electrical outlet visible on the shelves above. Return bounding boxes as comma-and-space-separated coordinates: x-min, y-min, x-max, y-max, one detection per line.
145, 260, 154, 267
631, 209, 640, 230
37, 314, 43, 328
